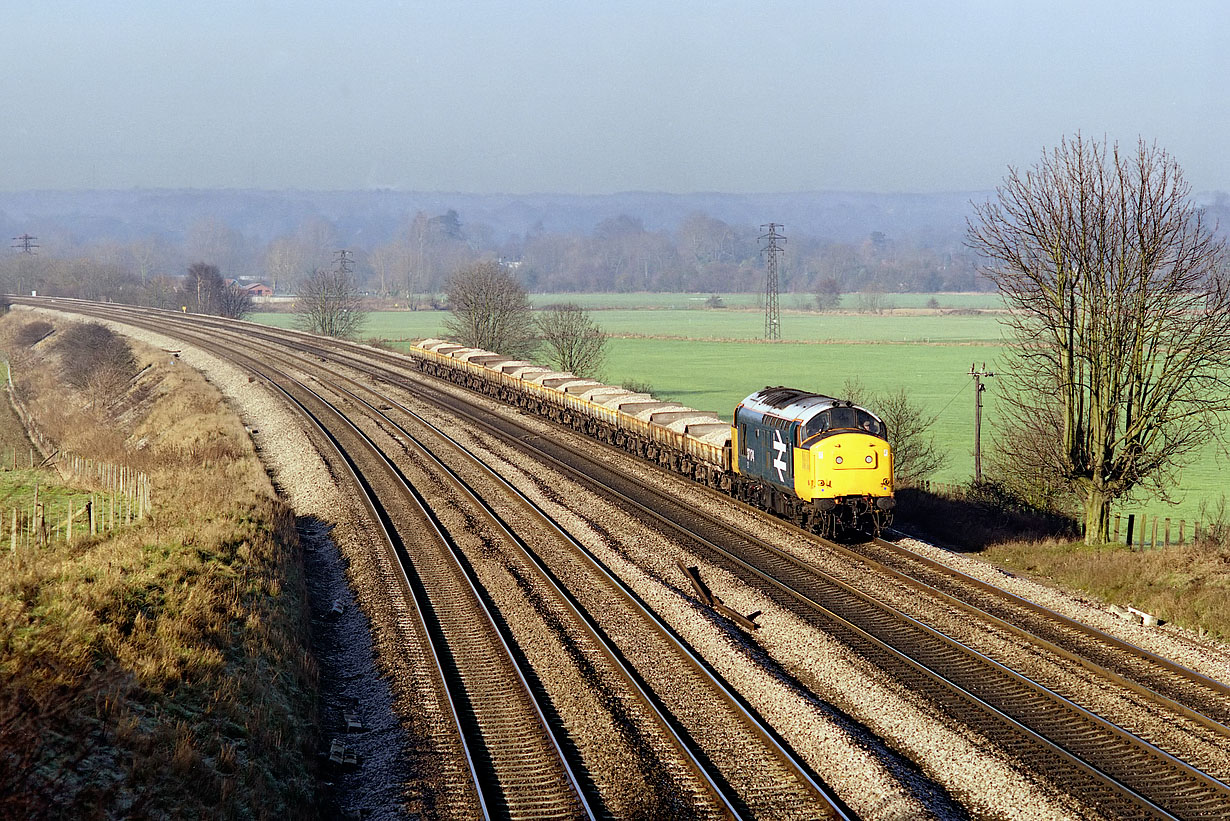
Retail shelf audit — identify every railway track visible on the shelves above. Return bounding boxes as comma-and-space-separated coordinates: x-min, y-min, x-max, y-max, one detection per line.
20, 298, 1230, 818
27, 300, 851, 819
389, 351, 1230, 819
333, 371, 850, 819
863, 532, 1230, 732
209, 346, 594, 818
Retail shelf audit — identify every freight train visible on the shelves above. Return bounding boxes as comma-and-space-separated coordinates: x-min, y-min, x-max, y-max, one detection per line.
410, 339, 895, 537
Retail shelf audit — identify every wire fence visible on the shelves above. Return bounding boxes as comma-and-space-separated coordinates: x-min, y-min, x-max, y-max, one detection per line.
3, 453, 150, 554
3, 359, 151, 554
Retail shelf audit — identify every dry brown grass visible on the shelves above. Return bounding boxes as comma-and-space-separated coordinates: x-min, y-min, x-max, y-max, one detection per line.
0, 313, 318, 819
980, 537, 1230, 638
897, 484, 1229, 639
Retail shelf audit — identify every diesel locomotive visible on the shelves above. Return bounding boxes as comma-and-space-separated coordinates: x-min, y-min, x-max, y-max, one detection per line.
733, 386, 894, 536
410, 339, 895, 537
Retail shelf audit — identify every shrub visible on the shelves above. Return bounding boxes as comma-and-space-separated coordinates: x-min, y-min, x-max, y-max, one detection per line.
14, 320, 53, 347
51, 323, 138, 410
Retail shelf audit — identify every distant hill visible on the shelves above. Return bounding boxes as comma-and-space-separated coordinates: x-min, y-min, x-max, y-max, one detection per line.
0, 188, 990, 247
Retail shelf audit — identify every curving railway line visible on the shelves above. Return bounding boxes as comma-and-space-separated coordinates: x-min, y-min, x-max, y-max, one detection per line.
22, 298, 849, 819
17, 297, 1230, 819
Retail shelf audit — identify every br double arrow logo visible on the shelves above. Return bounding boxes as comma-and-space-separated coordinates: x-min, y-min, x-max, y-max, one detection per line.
772, 429, 788, 482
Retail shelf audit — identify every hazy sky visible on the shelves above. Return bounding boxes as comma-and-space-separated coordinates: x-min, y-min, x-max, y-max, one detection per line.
4, 0, 1228, 194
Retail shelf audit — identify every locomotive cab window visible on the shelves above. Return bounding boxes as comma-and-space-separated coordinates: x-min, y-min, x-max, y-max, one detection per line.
800, 407, 885, 445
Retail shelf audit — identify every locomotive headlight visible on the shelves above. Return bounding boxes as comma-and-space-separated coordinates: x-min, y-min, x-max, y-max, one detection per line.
865, 455, 873, 463
835, 456, 843, 464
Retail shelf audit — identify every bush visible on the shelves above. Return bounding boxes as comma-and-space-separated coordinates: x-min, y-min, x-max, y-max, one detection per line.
52, 323, 137, 390
14, 320, 53, 347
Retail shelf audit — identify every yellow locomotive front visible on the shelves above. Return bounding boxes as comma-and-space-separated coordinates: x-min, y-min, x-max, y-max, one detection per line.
733, 387, 894, 536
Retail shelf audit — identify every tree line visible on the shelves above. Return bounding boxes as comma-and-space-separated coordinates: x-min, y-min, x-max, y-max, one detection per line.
0, 208, 984, 307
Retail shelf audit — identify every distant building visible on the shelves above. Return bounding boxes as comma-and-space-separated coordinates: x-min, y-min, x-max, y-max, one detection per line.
243, 282, 273, 297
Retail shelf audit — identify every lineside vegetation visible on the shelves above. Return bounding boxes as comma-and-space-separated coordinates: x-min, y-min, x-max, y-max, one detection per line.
0, 312, 318, 818
969, 135, 1230, 544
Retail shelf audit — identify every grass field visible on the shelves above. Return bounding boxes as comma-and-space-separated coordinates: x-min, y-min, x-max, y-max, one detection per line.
525, 291, 1007, 310
254, 304, 1007, 344
248, 295, 1228, 529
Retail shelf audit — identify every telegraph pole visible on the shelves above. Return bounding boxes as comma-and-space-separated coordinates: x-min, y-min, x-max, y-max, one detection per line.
759, 223, 785, 340
971, 363, 994, 483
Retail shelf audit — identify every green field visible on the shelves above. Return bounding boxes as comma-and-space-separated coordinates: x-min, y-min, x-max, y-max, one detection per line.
527, 291, 1007, 311
254, 303, 1007, 344
249, 296, 1227, 531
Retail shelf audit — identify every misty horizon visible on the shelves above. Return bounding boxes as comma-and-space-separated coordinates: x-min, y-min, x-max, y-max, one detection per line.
4, 2, 1228, 195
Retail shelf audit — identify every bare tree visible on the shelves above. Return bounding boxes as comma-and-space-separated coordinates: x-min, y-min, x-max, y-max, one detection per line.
967, 135, 1230, 543
295, 267, 367, 338
443, 261, 537, 358
814, 277, 842, 311
185, 218, 242, 275
983, 389, 1075, 513
855, 288, 891, 314
126, 237, 161, 283
183, 262, 223, 314
536, 303, 607, 377
53, 323, 138, 411
217, 282, 253, 320
263, 236, 304, 295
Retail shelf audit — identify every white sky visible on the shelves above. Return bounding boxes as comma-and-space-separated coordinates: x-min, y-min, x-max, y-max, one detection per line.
3, 0, 1228, 193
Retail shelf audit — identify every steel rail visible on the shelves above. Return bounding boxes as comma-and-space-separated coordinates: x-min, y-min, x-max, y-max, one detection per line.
278, 376, 595, 820
98, 293, 1223, 717
220, 356, 496, 818
96, 299, 845, 819
66, 310, 595, 820
331, 374, 852, 820
350, 346, 1230, 819
20, 297, 1230, 818
400, 379, 1208, 819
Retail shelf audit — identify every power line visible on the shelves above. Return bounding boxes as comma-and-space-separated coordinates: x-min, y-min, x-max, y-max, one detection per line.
333, 249, 354, 274
759, 223, 785, 340
11, 234, 38, 254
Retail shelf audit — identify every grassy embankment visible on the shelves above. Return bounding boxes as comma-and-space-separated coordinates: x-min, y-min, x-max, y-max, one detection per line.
253, 296, 1230, 638
0, 312, 319, 818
